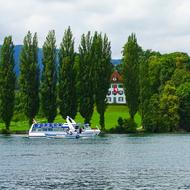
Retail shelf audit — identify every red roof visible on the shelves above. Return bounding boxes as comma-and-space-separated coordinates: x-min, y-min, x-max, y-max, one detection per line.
110, 70, 123, 83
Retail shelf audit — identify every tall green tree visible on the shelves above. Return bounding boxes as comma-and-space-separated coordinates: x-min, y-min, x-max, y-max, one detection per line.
176, 82, 190, 131
139, 52, 151, 127
143, 93, 162, 132
78, 32, 94, 123
41, 30, 57, 122
0, 36, 16, 130
159, 55, 176, 86
160, 81, 179, 132
122, 33, 141, 120
148, 56, 161, 93
92, 32, 112, 129
172, 68, 190, 87
19, 32, 40, 125
58, 26, 77, 119
139, 50, 161, 128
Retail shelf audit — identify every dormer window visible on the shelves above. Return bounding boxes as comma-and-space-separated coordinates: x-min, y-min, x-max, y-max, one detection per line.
113, 77, 117, 81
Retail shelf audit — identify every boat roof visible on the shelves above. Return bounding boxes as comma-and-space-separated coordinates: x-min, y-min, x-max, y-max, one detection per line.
32, 123, 69, 128
32, 123, 90, 128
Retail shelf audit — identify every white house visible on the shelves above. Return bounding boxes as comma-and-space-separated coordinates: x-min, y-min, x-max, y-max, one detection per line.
107, 70, 126, 104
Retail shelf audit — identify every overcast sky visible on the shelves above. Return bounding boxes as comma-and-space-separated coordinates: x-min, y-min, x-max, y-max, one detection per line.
0, 0, 190, 58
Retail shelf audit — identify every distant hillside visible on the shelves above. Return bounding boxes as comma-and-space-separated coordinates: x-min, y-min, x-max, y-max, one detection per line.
111, 59, 122, 65
1, 45, 121, 76
13, 45, 43, 76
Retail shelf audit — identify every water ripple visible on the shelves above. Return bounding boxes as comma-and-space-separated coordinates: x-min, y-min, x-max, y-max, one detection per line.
1, 134, 190, 189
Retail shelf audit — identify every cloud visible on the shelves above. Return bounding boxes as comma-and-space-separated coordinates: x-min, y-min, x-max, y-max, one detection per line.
0, 0, 190, 58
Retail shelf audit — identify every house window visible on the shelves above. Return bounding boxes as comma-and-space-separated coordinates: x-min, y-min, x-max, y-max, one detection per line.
107, 97, 111, 102
118, 90, 123, 95
107, 91, 111, 96
118, 97, 124, 102
112, 77, 117, 82
118, 84, 123, 88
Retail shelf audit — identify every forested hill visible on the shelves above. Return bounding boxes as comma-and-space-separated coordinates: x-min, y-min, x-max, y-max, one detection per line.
111, 59, 121, 65
1, 45, 121, 76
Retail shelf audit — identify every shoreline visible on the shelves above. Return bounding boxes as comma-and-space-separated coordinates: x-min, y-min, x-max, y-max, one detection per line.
0, 130, 189, 135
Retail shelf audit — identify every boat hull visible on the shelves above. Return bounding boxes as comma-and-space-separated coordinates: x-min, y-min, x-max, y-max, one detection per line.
28, 131, 79, 139
78, 129, 101, 137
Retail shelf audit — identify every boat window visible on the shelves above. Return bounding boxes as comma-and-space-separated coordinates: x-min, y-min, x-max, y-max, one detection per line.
35, 128, 42, 132
53, 127, 64, 131
32, 128, 37, 132
84, 124, 91, 129
63, 128, 68, 132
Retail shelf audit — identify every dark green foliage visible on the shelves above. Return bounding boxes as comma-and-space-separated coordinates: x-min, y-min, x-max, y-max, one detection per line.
118, 117, 124, 127
172, 68, 190, 87
159, 55, 176, 86
19, 31, 40, 126
148, 56, 161, 93
112, 117, 137, 133
139, 51, 152, 127
143, 82, 179, 133
14, 91, 23, 114
93, 32, 112, 130
78, 32, 94, 123
13, 91, 26, 122
1, 128, 11, 134
122, 33, 141, 120
176, 82, 190, 131
125, 118, 137, 133
159, 81, 179, 132
143, 94, 162, 132
41, 30, 57, 122
170, 52, 190, 69
110, 117, 127, 133
139, 51, 188, 132
0, 36, 16, 130
114, 63, 122, 74
58, 27, 77, 119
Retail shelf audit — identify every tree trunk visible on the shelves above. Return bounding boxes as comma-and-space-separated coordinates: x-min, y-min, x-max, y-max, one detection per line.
29, 117, 33, 127
100, 112, 105, 130
5, 122, 10, 131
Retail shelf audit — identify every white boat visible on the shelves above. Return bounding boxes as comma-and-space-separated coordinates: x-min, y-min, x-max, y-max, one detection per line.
66, 116, 101, 137
28, 116, 101, 138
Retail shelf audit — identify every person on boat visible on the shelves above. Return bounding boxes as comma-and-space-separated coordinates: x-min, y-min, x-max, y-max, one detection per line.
79, 127, 82, 133
32, 118, 37, 124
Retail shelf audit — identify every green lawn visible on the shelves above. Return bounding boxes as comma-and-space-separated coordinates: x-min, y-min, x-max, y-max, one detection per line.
0, 105, 141, 133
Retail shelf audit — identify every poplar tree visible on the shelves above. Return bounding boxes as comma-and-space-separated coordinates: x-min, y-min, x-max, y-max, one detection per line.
41, 30, 57, 122
93, 32, 112, 129
0, 36, 16, 130
19, 32, 39, 125
122, 33, 141, 121
78, 32, 94, 123
58, 26, 77, 119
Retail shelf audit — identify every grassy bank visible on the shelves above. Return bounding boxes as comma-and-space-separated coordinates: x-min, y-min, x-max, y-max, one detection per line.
0, 105, 141, 133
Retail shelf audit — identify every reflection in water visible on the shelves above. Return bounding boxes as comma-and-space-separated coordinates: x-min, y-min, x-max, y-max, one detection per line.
1, 134, 190, 189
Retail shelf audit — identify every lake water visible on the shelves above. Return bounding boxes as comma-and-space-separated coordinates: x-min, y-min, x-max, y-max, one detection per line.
1, 134, 190, 190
